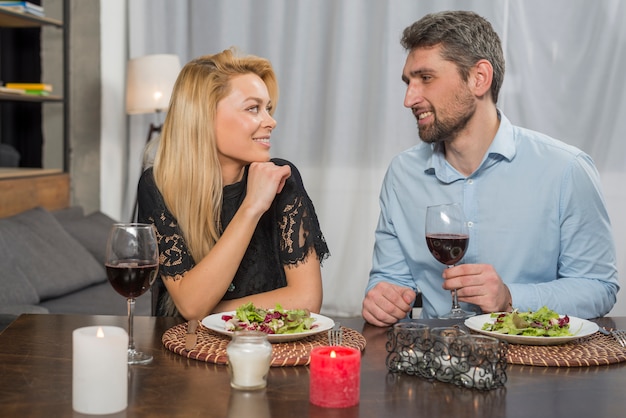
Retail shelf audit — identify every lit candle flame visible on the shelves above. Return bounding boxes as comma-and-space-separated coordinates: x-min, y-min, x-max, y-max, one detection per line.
330, 350, 337, 358
96, 326, 104, 338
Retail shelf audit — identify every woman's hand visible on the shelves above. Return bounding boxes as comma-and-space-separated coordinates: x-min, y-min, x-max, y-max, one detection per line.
243, 162, 291, 214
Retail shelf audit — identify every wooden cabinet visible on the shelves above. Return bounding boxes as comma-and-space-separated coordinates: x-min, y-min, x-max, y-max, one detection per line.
0, 2, 67, 178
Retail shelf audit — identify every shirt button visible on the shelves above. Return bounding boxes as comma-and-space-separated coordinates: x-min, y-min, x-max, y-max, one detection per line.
467, 221, 474, 228
467, 179, 474, 184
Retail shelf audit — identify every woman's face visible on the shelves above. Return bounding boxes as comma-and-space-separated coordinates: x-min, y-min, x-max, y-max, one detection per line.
215, 73, 276, 184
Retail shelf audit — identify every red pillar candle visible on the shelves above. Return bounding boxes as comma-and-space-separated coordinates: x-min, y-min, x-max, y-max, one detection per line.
309, 346, 361, 408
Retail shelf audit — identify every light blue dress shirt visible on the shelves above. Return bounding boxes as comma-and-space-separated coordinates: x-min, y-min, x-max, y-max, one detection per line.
367, 112, 619, 319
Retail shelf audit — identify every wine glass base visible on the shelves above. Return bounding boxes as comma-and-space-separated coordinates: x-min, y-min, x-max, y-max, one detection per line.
128, 348, 153, 365
439, 309, 476, 320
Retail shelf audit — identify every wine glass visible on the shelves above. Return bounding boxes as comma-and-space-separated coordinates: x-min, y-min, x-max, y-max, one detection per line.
105, 223, 159, 364
425, 203, 474, 319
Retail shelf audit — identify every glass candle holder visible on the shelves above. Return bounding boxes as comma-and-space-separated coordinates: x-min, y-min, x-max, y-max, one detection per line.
456, 335, 507, 390
385, 322, 432, 377
226, 331, 272, 390
385, 324, 508, 391
429, 327, 468, 383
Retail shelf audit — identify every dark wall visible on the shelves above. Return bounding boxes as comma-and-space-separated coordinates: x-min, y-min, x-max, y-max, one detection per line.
0, 25, 43, 167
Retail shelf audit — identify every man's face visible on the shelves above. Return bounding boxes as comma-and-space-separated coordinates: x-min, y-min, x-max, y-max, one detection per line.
401, 45, 476, 144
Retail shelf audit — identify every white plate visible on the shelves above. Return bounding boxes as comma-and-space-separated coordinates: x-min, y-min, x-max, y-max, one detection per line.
464, 313, 599, 346
201, 311, 335, 343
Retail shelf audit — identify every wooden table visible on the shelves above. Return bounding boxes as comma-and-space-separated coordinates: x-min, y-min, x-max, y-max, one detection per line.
1, 314, 625, 417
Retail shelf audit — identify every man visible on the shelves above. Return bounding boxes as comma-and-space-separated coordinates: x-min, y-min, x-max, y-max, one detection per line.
362, 10, 618, 326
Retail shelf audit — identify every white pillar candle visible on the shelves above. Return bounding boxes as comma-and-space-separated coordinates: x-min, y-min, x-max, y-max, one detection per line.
73, 326, 128, 415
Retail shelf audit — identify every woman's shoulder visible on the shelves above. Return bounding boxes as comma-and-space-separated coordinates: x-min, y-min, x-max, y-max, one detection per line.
137, 167, 165, 211
270, 157, 297, 169
270, 158, 304, 187
138, 166, 155, 186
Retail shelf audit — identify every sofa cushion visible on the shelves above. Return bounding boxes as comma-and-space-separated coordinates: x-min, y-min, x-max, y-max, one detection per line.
53, 207, 117, 264
39, 281, 152, 316
0, 254, 40, 306
0, 305, 49, 315
50, 205, 85, 223
0, 207, 106, 299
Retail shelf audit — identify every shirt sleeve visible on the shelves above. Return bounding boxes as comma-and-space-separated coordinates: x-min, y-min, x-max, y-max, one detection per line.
366, 166, 419, 294
509, 153, 619, 318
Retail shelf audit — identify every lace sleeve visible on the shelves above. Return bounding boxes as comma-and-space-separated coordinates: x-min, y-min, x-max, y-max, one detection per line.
151, 212, 195, 278
137, 169, 195, 279
274, 160, 330, 266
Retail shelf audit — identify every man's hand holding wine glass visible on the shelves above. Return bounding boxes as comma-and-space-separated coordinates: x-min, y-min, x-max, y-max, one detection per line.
441, 263, 514, 314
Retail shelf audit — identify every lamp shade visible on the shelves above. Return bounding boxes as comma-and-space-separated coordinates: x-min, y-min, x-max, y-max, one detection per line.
126, 54, 181, 115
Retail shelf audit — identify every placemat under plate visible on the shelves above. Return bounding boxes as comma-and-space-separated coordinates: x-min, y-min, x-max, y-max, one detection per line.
162, 324, 366, 367
505, 332, 626, 367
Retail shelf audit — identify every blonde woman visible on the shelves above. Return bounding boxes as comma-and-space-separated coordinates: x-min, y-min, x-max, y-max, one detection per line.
137, 49, 329, 319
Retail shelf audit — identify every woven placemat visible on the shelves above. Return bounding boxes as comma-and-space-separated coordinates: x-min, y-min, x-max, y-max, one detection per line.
505, 332, 626, 367
162, 324, 366, 367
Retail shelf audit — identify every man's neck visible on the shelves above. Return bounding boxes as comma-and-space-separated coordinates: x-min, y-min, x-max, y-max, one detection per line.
443, 107, 500, 176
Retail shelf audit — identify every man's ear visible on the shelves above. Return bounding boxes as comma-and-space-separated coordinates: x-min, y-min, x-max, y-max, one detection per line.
471, 59, 494, 99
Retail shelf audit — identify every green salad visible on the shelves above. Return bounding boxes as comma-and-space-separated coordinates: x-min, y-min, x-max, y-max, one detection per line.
482, 306, 573, 337
221, 302, 316, 335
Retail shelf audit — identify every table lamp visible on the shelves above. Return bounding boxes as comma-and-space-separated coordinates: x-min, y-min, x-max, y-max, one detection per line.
126, 54, 181, 221
126, 54, 181, 144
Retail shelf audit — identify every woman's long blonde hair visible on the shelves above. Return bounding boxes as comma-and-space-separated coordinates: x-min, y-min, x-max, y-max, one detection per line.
153, 48, 279, 263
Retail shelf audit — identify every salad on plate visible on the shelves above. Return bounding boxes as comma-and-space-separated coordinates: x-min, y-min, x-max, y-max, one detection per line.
481, 306, 574, 337
221, 302, 317, 335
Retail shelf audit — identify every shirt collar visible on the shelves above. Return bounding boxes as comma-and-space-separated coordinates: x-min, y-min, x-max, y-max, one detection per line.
426, 110, 516, 182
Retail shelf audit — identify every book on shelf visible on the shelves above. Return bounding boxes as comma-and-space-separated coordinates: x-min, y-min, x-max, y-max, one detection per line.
0, 1, 44, 17
23, 89, 50, 96
0, 86, 26, 94
5, 82, 52, 92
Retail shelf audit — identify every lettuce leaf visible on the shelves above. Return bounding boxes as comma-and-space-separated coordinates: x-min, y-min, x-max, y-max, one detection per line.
482, 306, 572, 337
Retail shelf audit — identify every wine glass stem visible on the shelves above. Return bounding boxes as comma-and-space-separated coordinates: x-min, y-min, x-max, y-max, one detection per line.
448, 265, 461, 311
127, 297, 136, 351
451, 289, 461, 311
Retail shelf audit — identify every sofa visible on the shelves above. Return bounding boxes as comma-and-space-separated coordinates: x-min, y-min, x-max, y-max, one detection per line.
0, 206, 151, 331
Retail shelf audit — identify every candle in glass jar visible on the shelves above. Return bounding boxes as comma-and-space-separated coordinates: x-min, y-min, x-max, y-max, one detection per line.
227, 331, 272, 390
72, 326, 128, 415
309, 346, 360, 408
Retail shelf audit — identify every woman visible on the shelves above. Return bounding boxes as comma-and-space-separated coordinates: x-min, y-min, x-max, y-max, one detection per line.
137, 48, 329, 319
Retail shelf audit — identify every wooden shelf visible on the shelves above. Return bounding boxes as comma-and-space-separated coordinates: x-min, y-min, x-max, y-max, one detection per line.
0, 167, 62, 179
0, 2, 68, 173
0, 1, 69, 218
0, 170, 69, 217
0, 7, 62, 28
0, 92, 62, 102
0, 8, 64, 103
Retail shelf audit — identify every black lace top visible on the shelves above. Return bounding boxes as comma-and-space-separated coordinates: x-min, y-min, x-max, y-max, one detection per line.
137, 158, 329, 316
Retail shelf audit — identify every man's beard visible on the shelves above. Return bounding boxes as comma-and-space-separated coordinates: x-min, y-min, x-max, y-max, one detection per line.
417, 90, 476, 144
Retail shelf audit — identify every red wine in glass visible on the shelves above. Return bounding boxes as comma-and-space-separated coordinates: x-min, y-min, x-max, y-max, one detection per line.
425, 234, 469, 266
105, 223, 159, 365
106, 260, 158, 298
425, 203, 475, 319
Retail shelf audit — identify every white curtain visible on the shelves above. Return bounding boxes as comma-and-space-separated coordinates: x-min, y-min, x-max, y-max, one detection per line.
125, 0, 626, 317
